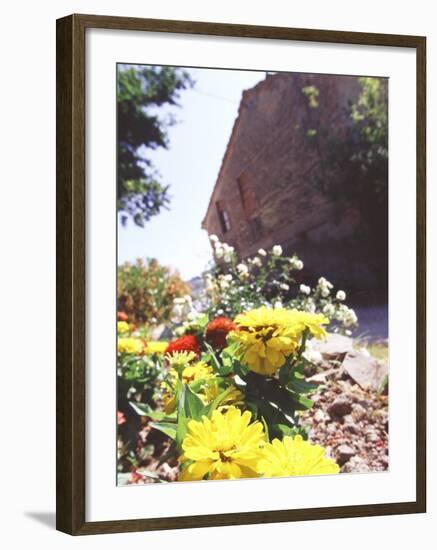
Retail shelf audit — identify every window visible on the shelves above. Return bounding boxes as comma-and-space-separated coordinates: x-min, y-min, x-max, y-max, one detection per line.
237, 172, 259, 218
216, 201, 231, 233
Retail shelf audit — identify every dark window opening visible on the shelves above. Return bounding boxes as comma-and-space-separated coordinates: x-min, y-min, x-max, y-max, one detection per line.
216, 201, 231, 233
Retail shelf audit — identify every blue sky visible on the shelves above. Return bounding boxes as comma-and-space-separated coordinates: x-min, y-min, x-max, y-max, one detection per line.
117, 66, 265, 280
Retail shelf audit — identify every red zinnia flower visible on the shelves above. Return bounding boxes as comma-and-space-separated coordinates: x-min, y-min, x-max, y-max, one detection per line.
166, 334, 201, 357
205, 316, 237, 350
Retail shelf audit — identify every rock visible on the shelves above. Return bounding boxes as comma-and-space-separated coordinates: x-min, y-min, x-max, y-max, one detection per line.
341, 456, 371, 473
351, 403, 367, 419
149, 324, 173, 340
326, 424, 337, 435
327, 397, 353, 417
342, 351, 388, 392
344, 423, 358, 434
312, 333, 354, 357
314, 409, 326, 423
308, 368, 339, 383
337, 444, 356, 465
366, 432, 380, 443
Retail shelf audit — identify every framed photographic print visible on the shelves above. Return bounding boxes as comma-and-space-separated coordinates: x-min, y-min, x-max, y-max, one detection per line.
56, 14, 426, 535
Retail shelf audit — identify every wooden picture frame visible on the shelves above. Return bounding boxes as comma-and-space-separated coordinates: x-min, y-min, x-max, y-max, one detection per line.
56, 13, 426, 535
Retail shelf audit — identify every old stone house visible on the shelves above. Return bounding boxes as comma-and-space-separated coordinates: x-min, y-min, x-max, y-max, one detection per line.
201, 72, 385, 292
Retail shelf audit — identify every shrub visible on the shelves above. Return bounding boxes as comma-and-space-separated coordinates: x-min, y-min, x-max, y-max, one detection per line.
201, 236, 358, 335
117, 258, 191, 325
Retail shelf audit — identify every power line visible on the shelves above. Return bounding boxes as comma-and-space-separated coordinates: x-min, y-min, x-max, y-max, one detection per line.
191, 88, 240, 105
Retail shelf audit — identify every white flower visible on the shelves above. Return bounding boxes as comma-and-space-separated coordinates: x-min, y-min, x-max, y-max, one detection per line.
258, 248, 267, 256
219, 279, 230, 290
236, 263, 249, 279
223, 274, 233, 282
318, 276, 333, 297
222, 243, 234, 263
300, 284, 311, 295
252, 256, 262, 267
323, 303, 335, 316
343, 310, 358, 327
280, 283, 290, 291
274, 300, 283, 309
290, 257, 304, 270
272, 245, 283, 256
209, 234, 219, 242
305, 298, 316, 313
303, 341, 323, 363
338, 305, 358, 327
318, 277, 333, 289
336, 290, 346, 301
215, 246, 224, 259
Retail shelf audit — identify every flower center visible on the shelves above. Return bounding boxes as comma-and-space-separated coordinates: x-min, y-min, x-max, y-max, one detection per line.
217, 445, 237, 462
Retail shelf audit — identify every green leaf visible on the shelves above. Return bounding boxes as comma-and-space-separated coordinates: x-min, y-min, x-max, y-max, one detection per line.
195, 313, 210, 329
252, 398, 295, 428
129, 401, 176, 422
222, 341, 240, 357
204, 342, 223, 373
176, 408, 189, 450
184, 385, 207, 420
149, 421, 177, 440
289, 392, 314, 410
278, 363, 293, 386
271, 423, 309, 440
287, 376, 319, 395
175, 382, 189, 450
205, 385, 236, 417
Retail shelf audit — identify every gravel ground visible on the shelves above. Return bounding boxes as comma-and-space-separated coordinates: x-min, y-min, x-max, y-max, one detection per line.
301, 362, 389, 473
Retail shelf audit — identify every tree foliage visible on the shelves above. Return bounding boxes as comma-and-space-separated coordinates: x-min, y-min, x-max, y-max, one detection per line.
117, 258, 191, 324
117, 65, 194, 227
302, 77, 388, 286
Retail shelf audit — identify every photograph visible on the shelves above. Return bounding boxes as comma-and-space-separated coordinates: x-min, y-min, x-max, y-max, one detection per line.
116, 63, 389, 485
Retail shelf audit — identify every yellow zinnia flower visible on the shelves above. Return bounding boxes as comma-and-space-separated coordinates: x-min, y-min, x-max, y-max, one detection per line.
179, 406, 265, 481
161, 361, 215, 413
258, 435, 339, 477
117, 321, 130, 334
144, 341, 168, 355
231, 306, 328, 375
165, 351, 197, 368
181, 361, 214, 383
117, 337, 144, 355
201, 380, 245, 409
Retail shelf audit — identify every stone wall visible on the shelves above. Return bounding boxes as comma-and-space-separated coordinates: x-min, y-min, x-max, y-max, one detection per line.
202, 73, 384, 292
